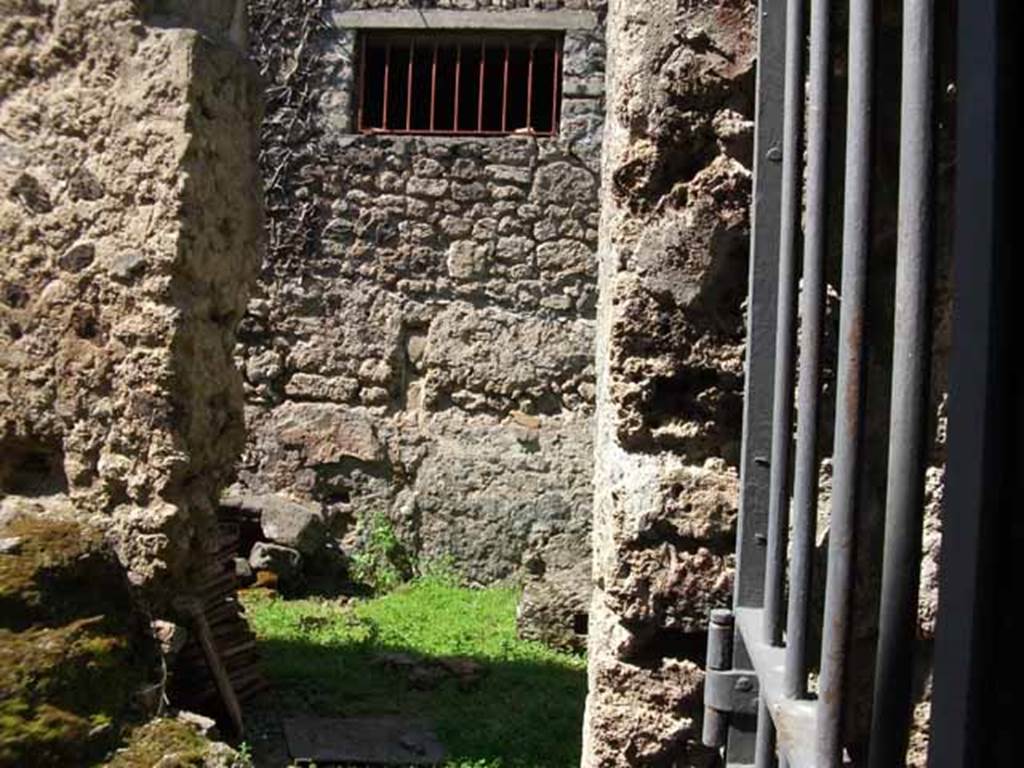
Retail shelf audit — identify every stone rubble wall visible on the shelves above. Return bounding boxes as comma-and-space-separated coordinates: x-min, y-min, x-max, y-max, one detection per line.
584, 1, 757, 764
0, 0, 263, 605
241, 0, 606, 589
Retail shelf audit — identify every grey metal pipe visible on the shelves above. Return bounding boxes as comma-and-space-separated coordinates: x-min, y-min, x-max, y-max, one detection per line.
762, 0, 805, 652
817, 0, 875, 764
784, 0, 830, 701
868, 0, 936, 763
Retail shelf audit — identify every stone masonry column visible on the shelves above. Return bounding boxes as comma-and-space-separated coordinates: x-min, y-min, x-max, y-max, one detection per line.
583, 1, 757, 765
0, 0, 263, 608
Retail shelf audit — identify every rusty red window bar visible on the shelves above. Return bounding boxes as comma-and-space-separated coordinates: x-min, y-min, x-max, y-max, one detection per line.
356, 31, 563, 137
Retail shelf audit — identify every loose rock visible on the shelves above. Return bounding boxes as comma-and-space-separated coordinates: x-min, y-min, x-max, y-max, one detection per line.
249, 542, 303, 585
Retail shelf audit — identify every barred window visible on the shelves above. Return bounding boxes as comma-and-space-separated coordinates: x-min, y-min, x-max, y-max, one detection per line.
356, 31, 563, 136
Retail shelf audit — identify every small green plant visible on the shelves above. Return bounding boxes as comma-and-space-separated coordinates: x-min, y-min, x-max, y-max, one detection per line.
350, 513, 415, 594
417, 554, 462, 587
237, 740, 253, 765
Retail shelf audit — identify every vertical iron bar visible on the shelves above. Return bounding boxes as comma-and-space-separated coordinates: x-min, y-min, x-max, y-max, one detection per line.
817, 0, 875, 763
526, 43, 535, 130
501, 42, 510, 133
430, 42, 438, 132
868, 0, 936, 763
405, 39, 414, 132
357, 35, 367, 130
477, 40, 486, 132
454, 44, 462, 132
382, 41, 391, 129
928, 0, 1008, 764
734, 0, 785, 614
762, 0, 806, 651
784, 0, 830, 700
729, 0, 785, 760
550, 43, 561, 135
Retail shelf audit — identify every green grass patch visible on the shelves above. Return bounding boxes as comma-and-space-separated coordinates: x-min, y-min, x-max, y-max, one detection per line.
242, 577, 586, 768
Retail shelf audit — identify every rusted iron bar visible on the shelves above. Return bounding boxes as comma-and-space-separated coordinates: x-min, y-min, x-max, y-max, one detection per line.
868, 0, 936, 763
785, 0, 830, 702
551, 44, 561, 134
430, 42, 438, 131
360, 33, 562, 137
405, 39, 414, 131
526, 43, 535, 129
816, 0, 875, 764
364, 129, 526, 137
477, 41, 486, 132
357, 37, 367, 130
501, 43, 510, 132
382, 41, 391, 129
453, 43, 462, 130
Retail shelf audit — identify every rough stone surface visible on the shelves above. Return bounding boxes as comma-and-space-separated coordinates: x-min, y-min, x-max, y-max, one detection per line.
222, 492, 327, 555
583, 1, 756, 765
0, 0, 263, 605
517, 557, 591, 653
243, 0, 606, 588
249, 541, 303, 583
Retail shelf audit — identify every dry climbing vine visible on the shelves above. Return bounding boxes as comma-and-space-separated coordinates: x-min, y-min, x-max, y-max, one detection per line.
248, 0, 330, 271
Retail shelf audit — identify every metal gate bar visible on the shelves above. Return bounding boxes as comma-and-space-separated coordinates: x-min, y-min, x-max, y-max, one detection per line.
725, 0, 786, 756
705, 0, 944, 765
732, 0, 784, 615
756, 0, 808, 760
815, 0, 875, 759
785, 0, 830, 707
868, 0, 936, 763
762, 0, 805, 652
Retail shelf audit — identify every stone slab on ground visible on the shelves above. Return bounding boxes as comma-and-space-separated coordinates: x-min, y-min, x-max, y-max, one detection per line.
283, 716, 446, 765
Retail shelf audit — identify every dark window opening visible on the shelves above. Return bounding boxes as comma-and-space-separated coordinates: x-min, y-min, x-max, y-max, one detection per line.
357, 31, 563, 136
573, 612, 589, 636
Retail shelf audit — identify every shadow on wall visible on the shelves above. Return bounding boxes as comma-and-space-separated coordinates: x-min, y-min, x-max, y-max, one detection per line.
249, 637, 586, 767
0, 437, 68, 497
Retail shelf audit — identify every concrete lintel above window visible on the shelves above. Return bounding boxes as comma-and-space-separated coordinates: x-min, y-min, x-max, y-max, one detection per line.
333, 9, 598, 32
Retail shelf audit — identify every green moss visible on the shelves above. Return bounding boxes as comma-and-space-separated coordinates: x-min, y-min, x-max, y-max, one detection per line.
0, 516, 133, 630
0, 617, 152, 766
104, 719, 211, 768
0, 517, 158, 767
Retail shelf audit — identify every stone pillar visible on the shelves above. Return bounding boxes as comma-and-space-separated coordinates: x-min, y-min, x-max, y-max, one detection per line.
0, 0, 263, 607
583, 1, 757, 764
